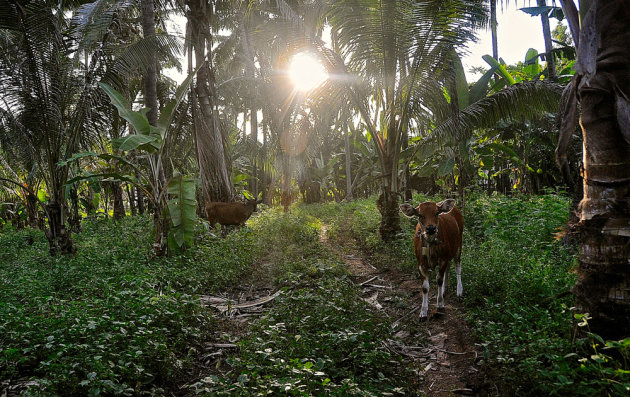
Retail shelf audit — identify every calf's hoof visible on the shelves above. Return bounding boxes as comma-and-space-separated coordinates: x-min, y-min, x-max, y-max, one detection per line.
436, 307, 446, 314
419, 315, 428, 322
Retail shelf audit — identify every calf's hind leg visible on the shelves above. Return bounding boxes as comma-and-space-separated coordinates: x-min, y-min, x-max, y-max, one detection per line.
436, 260, 449, 312
456, 260, 463, 297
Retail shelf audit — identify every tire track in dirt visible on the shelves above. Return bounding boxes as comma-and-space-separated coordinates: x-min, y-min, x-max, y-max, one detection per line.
320, 225, 490, 396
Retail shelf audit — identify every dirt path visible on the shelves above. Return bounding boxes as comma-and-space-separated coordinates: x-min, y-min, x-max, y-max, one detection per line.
320, 225, 490, 397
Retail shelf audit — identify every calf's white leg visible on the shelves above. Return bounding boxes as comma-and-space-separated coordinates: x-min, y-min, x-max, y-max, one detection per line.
420, 278, 430, 319
456, 261, 463, 297
436, 277, 444, 310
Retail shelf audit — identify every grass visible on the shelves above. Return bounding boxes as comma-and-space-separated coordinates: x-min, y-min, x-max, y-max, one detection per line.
189, 207, 414, 396
0, 208, 414, 396
0, 215, 256, 395
299, 194, 630, 396
1, 194, 628, 396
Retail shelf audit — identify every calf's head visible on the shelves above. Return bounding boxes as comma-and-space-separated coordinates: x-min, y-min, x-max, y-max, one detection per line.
400, 199, 456, 245
245, 198, 263, 212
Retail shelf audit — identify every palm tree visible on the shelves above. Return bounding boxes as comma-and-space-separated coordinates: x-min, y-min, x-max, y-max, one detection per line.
536, 0, 556, 80
0, 0, 109, 254
557, 0, 630, 338
326, 0, 486, 240
412, 52, 564, 198
187, 0, 235, 203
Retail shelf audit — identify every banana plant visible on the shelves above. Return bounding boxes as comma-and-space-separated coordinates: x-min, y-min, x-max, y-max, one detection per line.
61, 75, 196, 255
408, 50, 563, 194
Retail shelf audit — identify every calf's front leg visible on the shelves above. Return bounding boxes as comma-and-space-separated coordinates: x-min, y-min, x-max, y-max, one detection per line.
419, 265, 430, 321
436, 260, 448, 312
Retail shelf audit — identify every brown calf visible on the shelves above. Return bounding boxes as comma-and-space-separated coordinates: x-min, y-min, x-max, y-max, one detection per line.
205, 199, 262, 234
400, 199, 463, 320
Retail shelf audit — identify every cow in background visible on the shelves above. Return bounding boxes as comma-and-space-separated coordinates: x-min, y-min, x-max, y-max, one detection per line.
400, 199, 463, 320
205, 198, 262, 235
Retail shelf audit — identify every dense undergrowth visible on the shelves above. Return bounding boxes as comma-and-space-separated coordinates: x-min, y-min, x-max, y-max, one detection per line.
313, 193, 629, 396
0, 215, 258, 395
1, 194, 629, 396
1, 208, 412, 396
189, 208, 412, 395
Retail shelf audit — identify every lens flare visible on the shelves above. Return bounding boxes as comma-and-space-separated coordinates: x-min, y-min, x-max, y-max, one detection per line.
289, 52, 328, 91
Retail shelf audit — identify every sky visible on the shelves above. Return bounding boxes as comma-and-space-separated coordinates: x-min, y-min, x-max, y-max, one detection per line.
462, 5, 554, 81
167, 6, 561, 85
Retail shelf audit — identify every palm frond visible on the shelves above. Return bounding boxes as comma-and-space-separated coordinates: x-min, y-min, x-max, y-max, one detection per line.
413, 80, 564, 159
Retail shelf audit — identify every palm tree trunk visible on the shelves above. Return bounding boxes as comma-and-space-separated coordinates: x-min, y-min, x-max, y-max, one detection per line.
126, 184, 137, 216
112, 181, 125, 220
345, 120, 353, 202
26, 191, 38, 228
402, 129, 411, 202
68, 186, 82, 232
377, 154, 401, 241
572, 0, 630, 337
537, 0, 556, 80
44, 186, 74, 255
141, 0, 168, 256
188, 0, 234, 203
140, 0, 159, 126
490, 0, 498, 60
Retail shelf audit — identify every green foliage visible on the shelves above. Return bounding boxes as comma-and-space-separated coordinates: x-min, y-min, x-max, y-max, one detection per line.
312, 194, 628, 396
192, 276, 407, 396
2, 195, 627, 396
0, 216, 257, 395
100, 77, 193, 152
188, 208, 411, 395
462, 193, 629, 395
166, 171, 197, 251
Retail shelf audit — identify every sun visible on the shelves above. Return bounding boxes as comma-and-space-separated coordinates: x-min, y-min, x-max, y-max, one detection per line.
289, 52, 328, 91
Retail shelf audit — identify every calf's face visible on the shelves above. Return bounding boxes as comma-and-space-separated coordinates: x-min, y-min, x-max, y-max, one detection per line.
246, 198, 263, 212
400, 199, 456, 245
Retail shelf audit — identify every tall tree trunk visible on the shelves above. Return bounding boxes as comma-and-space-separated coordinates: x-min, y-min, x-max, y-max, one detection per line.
402, 128, 411, 202
345, 120, 353, 202
141, 0, 159, 126
537, 0, 556, 80
26, 191, 38, 228
572, 0, 630, 338
136, 185, 145, 214
490, 0, 498, 60
250, 107, 258, 197
131, 151, 145, 214
67, 186, 82, 232
141, 0, 168, 255
261, 117, 271, 205
377, 157, 401, 241
126, 184, 137, 216
188, 0, 234, 203
112, 181, 125, 220
44, 188, 74, 255
281, 157, 292, 212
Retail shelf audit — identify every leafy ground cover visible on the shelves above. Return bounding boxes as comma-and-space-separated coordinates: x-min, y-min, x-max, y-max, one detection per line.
0, 215, 259, 395
188, 208, 414, 395
1, 195, 629, 396
317, 193, 629, 396
1, 209, 413, 396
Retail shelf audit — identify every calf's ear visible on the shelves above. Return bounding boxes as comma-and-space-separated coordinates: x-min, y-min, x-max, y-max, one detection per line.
437, 199, 456, 213
400, 203, 419, 217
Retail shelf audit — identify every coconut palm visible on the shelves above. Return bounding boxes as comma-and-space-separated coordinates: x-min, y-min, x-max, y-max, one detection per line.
325, 0, 487, 239
557, 0, 630, 337
0, 0, 112, 254
187, 0, 235, 203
